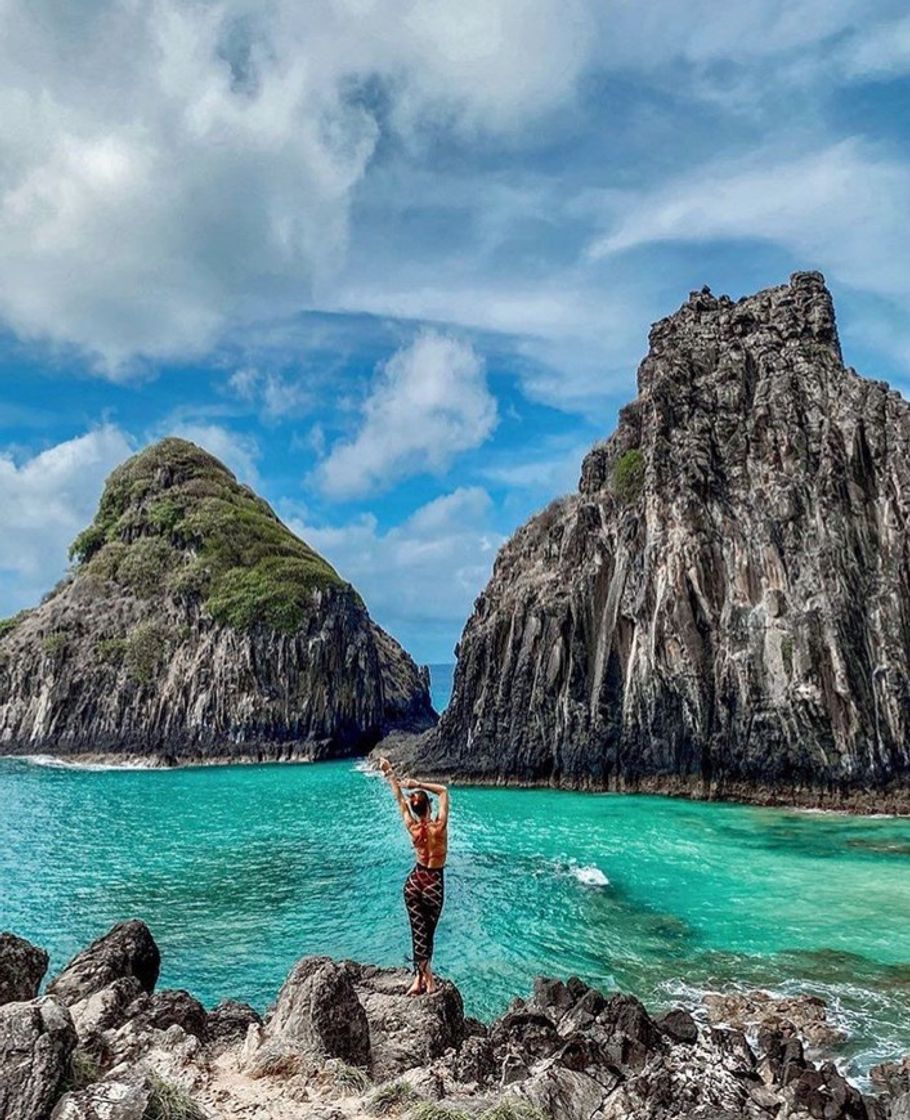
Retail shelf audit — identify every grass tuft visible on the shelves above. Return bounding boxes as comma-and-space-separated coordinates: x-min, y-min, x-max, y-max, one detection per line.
42, 631, 70, 656
143, 1073, 206, 1120
329, 1061, 372, 1094
408, 1104, 471, 1120
366, 1080, 421, 1116
479, 1103, 548, 1120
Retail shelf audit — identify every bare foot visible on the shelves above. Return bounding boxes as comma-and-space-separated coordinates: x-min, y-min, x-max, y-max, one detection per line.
423, 968, 438, 995
406, 974, 424, 997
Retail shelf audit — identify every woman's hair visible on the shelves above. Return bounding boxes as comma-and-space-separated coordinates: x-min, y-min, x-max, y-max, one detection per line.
408, 790, 431, 819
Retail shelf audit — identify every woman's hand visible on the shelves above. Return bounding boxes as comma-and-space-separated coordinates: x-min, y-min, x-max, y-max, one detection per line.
377, 756, 392, 775
399, 777, 418, 789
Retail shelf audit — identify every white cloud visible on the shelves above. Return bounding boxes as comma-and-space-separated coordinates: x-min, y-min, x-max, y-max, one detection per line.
0, 0, 603, 368
589, 140, 910, 303
288, 486, 502, 659
841, 13, 910, 78
0, 425, 134, 613
227, 367, 310, 420
316, 331, 497, 497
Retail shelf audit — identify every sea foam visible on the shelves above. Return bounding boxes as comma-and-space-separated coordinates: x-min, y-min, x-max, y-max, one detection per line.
571, 863, 610, 887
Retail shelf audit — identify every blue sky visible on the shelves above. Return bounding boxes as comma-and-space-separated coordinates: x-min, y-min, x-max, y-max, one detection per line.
1, 1, 909, 663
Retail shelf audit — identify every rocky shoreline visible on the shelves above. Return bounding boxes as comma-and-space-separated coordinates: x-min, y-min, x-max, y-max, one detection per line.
2, 922, 908, 1120
372, 738, 910, 817
6, 748, 909, 818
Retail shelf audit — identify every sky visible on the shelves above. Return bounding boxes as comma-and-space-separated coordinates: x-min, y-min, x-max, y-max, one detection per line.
1, 1, 909, 663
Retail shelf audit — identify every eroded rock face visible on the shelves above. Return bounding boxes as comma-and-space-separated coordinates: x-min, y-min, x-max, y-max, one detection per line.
0, 438, 434, 763
48, 921, 160, 1006
703, 989, 847, 1055
405, 273, 910, 809
0, 997, 77, 1120
0, 931, 49, 1005
245, 956, 371, 1077
51, 1078, 151, 1120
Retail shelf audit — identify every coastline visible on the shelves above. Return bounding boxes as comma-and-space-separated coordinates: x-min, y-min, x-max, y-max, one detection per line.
3, 920, 906, 1120
4, 747, 909, 817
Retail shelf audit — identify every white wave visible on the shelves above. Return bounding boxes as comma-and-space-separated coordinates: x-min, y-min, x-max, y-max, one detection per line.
22, 755, 158, 772
352, 759, 382, 776
571, 863, 610, 887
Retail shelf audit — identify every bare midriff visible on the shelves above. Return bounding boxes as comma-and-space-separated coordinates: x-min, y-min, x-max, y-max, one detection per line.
409, 819, 447, 869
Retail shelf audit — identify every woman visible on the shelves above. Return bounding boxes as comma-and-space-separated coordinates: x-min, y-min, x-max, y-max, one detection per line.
377, 756, 449, 995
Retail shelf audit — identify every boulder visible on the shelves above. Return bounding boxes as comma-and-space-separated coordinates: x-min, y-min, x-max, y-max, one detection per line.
0, 996, 77, 1120
513, 1066, 608, 1120
245, 956, 370, 1077
69, 977, 144, 1039
48, 922, 160, 1005
657, 1008, 699, 1045
51, 1077, 151, 1120
0, 931, 50, 1005
205, 999, 262, 1054
125, 989, 207, 1039
489, 1009, 564, 1069
870, 1055, 910, 1097
352, 964, 467, 1081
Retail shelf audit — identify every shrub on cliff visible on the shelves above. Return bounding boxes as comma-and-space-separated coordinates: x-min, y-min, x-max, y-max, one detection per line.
612, 448, 645, 503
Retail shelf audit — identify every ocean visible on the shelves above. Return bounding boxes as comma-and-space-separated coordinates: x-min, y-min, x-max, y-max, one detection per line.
1, 664, 908, 1083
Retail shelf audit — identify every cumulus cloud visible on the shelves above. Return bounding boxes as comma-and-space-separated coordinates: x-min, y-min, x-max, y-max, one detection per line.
590, 140, 910, 303
227, 367, 310, 421
0, 0, 602, 368
288, 486, 503, 660
0, 425, 134, 612
316, 332, 497, 497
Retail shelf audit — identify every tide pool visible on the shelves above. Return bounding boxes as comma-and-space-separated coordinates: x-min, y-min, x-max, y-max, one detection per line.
1, 754, 908, 1084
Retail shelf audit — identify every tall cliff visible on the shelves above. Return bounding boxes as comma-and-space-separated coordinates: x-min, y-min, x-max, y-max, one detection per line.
0, 439, 434, 761
403, 272, 910, 809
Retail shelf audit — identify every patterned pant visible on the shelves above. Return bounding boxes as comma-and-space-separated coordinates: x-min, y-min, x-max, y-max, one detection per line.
404, 865, 445, 969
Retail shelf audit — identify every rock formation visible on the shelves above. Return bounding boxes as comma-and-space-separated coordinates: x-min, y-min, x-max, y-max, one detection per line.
0, 438, 434, 763
398, 272, 910, 810
0, 930, 49, 1004
0, 921, 904, 1120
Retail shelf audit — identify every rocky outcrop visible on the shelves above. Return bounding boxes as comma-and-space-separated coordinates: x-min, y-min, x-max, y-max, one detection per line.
2, 921, 904, 1120
0, 438, 434, 763
0, 930, 49, 1004
400, 272, 910, 810
51, 1078, 153, 1120
48, 920, 161, 1005
0, 997, 77, 1120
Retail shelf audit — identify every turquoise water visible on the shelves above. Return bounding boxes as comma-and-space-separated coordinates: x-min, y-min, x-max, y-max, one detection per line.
1, 756, 909, 1083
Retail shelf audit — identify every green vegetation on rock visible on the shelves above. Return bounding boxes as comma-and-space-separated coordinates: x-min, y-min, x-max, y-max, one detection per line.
612, 448, 645, 503
0, 611, 29, 640
366, 1080, 421, 1116
69, 438, 348, 632
42, 631, 70, 656
95, 637, 128, 664
124, 622, 173, 683
143, 1073, 206, 1120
